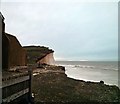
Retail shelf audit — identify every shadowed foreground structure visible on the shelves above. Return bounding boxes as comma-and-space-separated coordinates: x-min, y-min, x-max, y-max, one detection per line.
2, 33, 31, 103
2, 33, 26, 70
1, 12, 32, 104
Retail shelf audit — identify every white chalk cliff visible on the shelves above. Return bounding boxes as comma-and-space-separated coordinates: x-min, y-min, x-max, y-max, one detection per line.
37, 53, 55, 65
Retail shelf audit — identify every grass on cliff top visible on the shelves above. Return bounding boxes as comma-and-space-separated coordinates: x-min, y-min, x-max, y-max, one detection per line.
32, 66, 120, 103
23, 46, 54, 64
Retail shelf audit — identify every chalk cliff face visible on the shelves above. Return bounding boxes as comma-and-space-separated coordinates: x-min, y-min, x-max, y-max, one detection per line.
37, 53, 55, 65
24, 46, 55, 65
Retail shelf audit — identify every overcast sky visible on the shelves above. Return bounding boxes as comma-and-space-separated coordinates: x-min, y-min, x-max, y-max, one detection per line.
1, 0, 118, 61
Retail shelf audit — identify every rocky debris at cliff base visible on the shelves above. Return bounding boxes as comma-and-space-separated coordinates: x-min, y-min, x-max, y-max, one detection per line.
32, 65, 120, 103
32, 65, 65, 76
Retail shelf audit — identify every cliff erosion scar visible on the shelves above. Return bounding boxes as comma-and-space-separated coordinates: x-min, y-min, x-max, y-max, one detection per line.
23, 46, 55, 65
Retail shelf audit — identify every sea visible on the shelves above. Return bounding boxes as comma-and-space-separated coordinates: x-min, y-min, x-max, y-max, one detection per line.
55, 61, 119, 87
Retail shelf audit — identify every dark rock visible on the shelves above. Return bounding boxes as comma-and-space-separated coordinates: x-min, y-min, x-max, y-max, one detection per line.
100, 80, 104, 84
58, 66, 65, 71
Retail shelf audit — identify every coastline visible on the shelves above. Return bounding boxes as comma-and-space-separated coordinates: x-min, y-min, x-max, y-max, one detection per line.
32, 65, 120, 103
56, 61, 118, 87
65, 73, 119, 87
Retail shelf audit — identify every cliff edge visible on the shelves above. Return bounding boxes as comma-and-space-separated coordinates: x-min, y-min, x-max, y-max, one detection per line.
23, 46, 55, 65
32, 65, 120, 103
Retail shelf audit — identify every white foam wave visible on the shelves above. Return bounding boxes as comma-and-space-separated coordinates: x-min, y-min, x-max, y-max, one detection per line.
103, 68, 118, 71
74, 65, 95, 68
56, 63, 118, 71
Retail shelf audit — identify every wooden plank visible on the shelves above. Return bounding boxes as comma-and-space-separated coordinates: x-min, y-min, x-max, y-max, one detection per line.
2, 88, 29, 103
2, 76, 29, 88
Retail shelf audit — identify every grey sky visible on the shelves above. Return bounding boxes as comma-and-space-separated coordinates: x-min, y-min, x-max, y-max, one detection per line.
1, 0, 118, 61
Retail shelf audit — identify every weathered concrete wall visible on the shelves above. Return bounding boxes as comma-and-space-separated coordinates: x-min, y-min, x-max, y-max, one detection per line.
0, 13, 2, 70
37, 53, 55, 65
2, 34, 9, 69
0, 12, 4, 104
2, 33, 27, 70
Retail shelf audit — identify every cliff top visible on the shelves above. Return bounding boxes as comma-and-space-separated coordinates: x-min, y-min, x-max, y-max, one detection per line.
23, 46, 54, 52
23, 46, 54, 64
32, 65, 120, 103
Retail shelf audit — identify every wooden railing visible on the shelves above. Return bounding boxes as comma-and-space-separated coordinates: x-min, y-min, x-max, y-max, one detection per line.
2, 68, 33, 104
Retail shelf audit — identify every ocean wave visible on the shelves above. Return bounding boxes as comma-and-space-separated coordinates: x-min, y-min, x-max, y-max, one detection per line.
65, 65, 118, 71
63, 65, 95, 69
59, 64, 94, 68
56, 63, 118, 71
74, 65, 95, 68
103, 68, 118, 71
